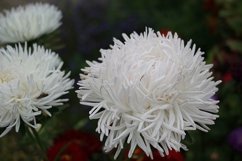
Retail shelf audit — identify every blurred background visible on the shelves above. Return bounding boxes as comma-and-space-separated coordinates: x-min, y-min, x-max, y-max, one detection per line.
0, 0, 242, 161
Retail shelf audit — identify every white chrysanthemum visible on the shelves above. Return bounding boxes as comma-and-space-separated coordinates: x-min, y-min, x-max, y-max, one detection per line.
0, 3, 62, 43
77, 28, 221, 159
0, 44, 73, 137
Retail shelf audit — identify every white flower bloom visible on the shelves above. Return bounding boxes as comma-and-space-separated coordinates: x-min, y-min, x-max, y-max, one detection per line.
0, 3, 62, 43
77, 28, 221, 159
0, 44, 74, 137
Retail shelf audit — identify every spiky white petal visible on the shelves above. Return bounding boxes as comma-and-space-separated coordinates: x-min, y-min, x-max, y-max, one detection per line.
77, 28, 221, 159
0, 44, 74, 137
0, 3, 62, 43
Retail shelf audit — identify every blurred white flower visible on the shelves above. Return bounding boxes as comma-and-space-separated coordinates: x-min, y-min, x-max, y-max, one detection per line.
77, 28, 221, 159
0, 44, 74, 137
0, 3, 62, 43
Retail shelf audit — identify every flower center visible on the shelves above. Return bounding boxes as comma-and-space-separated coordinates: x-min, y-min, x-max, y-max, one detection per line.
61, 154, 72, 161
157, 93, 176, 103
146, 45, 167, 61
0, 71, 13, 84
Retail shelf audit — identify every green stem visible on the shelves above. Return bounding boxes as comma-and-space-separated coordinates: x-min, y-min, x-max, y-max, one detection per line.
27, 127, 49, 161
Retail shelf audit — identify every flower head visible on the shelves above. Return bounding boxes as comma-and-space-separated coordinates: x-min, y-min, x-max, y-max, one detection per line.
77, 28, 221, 159
0, 3, 62, 43
53, 129, 102, 155
47, 129, 102, 161
128, 149, 184, 161
0, 44, 73, 137
48, 141, 88, 161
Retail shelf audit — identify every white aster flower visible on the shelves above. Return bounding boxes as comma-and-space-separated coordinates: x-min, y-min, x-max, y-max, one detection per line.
0, 44, 74, 137
77, 28, 221, 159
0, 3, 62, 43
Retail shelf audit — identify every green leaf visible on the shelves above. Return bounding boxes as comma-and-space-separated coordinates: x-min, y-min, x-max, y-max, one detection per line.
206, 46, 220, 63
73, 118, 88, 130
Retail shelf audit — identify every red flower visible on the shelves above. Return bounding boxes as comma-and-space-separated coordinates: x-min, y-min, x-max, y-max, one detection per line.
222, 72, 233, 83
47, 141, 88, 161
160, 29, 170, 36
127, 148, 184, 161
47, 129, 102, 161
203, 0, 218, 14
53, 129, 102, 155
